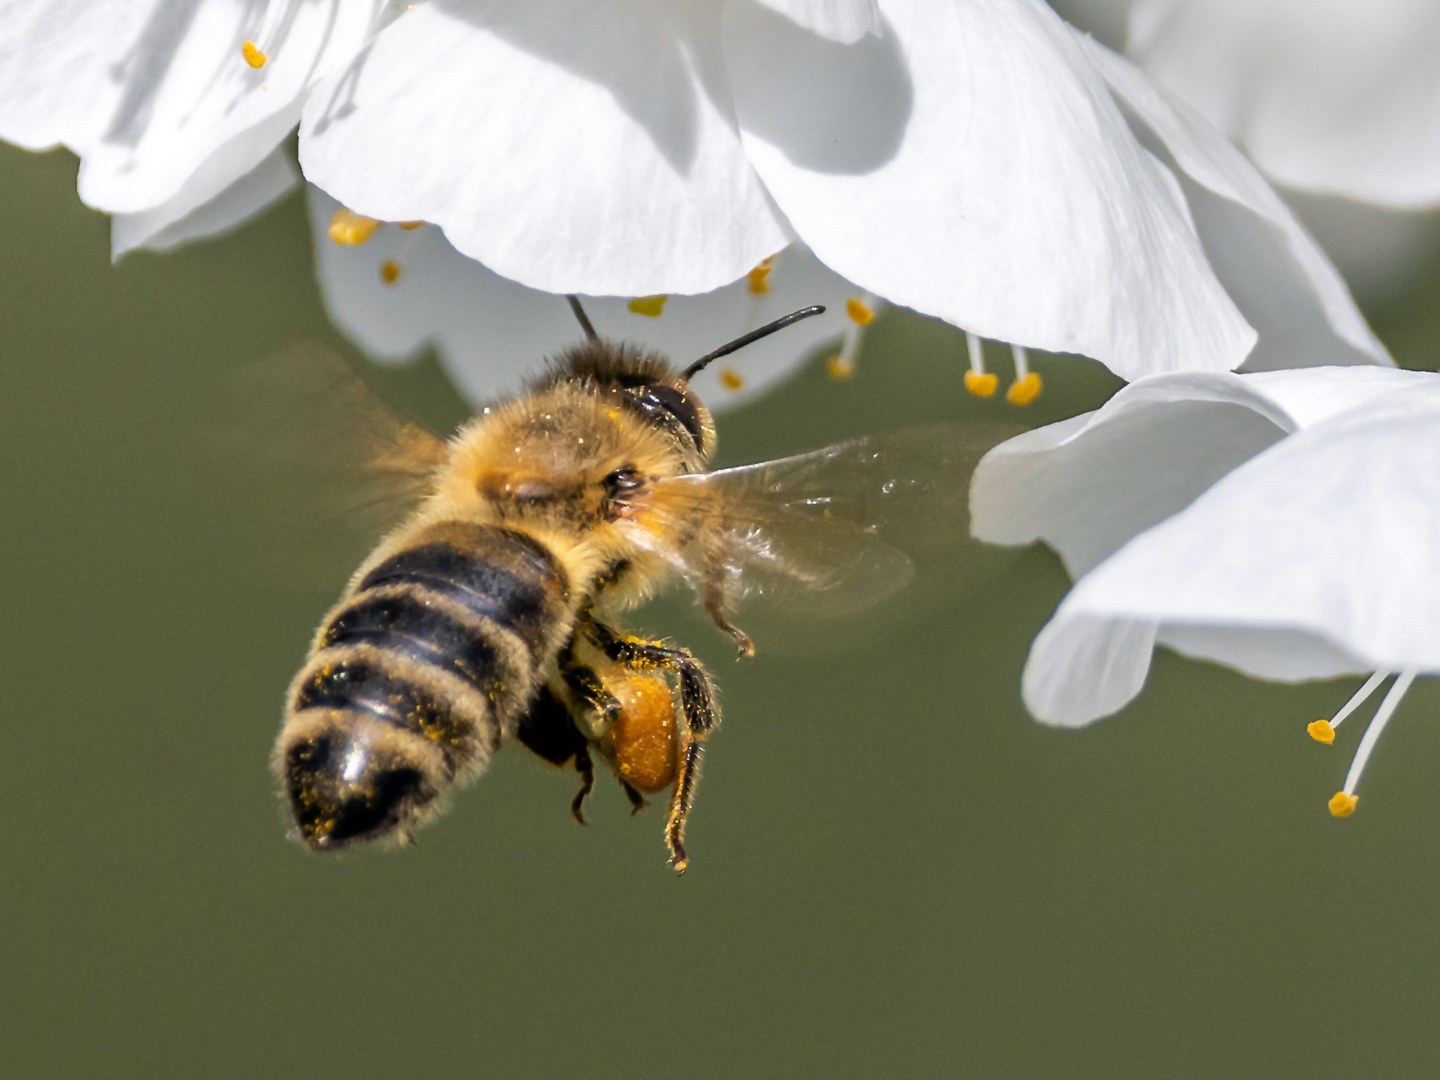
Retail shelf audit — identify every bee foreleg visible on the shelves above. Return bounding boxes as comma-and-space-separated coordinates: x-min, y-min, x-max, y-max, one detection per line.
704, 565, 755, 659
584, 621, 719, 874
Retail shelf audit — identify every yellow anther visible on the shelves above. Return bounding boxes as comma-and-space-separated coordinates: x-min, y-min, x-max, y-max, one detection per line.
397, 220, 425, 231
1006, 371, 1043, 406
747, 259, 773, 295
826, 354, 856, 380
719, 368, 745, 391
964, 370, 998, 398
379, 259, 402, 285
242, 41, 269, 69
1307, 719, 1336, 745
328, 208, 381, 246
845, 297, 874, 326
628, 295, 668, 317
1328, 791, 1359, 818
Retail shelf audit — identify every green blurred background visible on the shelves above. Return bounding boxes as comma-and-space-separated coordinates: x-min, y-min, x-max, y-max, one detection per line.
4, 142, 1440, 1079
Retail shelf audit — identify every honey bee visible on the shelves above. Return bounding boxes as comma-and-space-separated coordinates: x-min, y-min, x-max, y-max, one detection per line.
270, 301, 1004, 872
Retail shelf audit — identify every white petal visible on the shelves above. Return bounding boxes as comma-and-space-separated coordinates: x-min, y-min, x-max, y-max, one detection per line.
723, 0, 1255, 381
970, 372, 1293, 577
1021, 613, 1158, 727
1130, 0, 1440, 208
301, 2, 789, 297
752, 0, 883, 42
112, 141, 299, 257
1080, 38, 1390, 371
0, 0, 378, 212
1064, 383, 1440, 677
309, 189, 854, 410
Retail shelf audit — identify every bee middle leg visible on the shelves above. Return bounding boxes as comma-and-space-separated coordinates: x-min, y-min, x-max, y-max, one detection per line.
584, 620, 718, 874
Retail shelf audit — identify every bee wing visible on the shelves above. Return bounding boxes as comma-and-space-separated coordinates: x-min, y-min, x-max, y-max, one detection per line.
625, 423, 1022, 639
202, 343, 449, 584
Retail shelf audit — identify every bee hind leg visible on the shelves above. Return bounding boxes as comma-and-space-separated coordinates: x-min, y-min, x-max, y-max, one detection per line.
515, 685, 596, 825
584, 620, 719, 874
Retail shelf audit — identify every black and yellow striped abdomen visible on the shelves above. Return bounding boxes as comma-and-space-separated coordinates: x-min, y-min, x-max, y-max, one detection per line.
278, 521, 571, 849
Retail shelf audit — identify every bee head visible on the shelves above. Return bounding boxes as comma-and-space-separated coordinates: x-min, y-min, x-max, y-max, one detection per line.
545, 300, 827, 459
545, 342, 715, 457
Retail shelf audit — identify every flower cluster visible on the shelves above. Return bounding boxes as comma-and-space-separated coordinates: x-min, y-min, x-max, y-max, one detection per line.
6, 1, 1439, 824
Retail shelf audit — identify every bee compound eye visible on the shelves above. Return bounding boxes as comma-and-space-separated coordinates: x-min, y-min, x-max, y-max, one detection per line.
604, 466, 642, 497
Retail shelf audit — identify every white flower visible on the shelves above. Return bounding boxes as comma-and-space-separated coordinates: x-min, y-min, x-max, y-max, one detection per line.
306, 186, 876, 409
296, 0, 1386, 382
1, 0, 1388, 385
971, 364, 1440, 814
0, 0, 387, 255
1126, 0, 1440, 210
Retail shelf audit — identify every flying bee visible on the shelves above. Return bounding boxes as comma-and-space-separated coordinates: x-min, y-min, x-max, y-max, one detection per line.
268, 300, 1009, 872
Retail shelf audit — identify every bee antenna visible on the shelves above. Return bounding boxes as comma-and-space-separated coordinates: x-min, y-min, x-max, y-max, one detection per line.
566, 295, 599, 343
682, 305, 827, 381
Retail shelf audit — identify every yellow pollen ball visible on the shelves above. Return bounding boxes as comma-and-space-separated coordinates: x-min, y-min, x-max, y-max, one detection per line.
1328, 792, 1359, 818
397, 220, 426, 230
747, 261, 773, 294
964, 370, 998, 398
845, 297, 874, 325
628, 295, 668, 317
1007, 371, 1043, 406
719, 368, 745, 391
328, 208, 381, 246
1307, 719, 1336, 745
380, 259, 402, 285
242, 41, 268, 68
826, 354, 856, 380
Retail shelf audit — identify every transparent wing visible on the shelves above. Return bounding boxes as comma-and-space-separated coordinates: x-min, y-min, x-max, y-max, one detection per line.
198, 343, 449, 585
623, 423, 1023, 647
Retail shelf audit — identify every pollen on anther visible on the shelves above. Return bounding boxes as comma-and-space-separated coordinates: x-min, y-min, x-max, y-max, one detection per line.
720, 368, 744, 391
964, 370, 998, 398
329, 208, 381, 246
747, 259, 773, 295
380, 259, 402, 285
397, 220, 425, 231
826, 354, 856, 380
1328, 791, 1359, 817
1307, 719, 1336, 745
1007, 372, 1043, 406
628, 295, 668, 317
845, 297, 874, 326
242, 41, 269, 68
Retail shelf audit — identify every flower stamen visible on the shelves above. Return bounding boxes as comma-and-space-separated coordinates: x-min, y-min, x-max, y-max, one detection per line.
746, 257, 773, 295
963, 333, 997, 398
328, 207, 381, 246
628, 295, 667, 317
1330, 669, 1418, 816
1006, 345, 1043, 405
826, 292, 879, 381
1308, 670, 1388, 743
242, 0, 288, 69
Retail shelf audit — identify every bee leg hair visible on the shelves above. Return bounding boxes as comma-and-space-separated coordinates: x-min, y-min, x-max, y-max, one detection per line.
584, 620, 718, 874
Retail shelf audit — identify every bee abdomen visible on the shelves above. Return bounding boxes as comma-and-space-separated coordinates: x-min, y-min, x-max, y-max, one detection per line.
278, 523, 571, 850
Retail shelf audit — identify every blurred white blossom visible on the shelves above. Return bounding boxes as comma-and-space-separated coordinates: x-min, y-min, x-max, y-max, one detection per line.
1126, 0, 1440, 210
